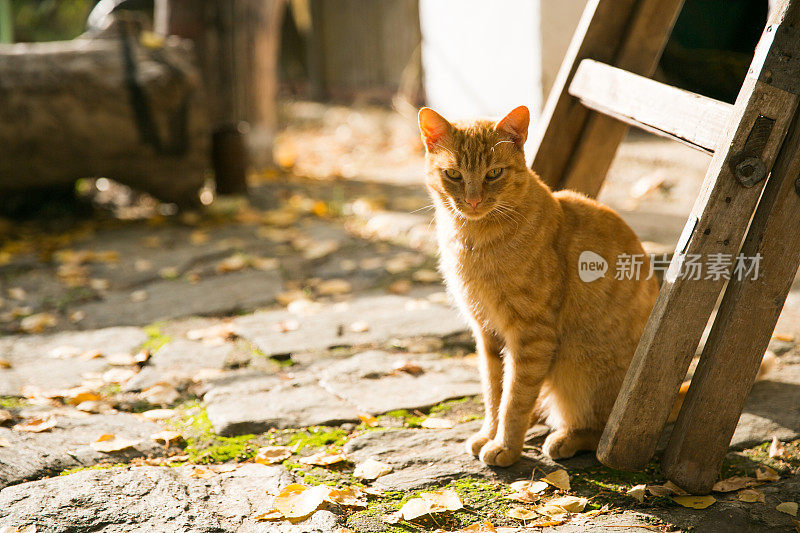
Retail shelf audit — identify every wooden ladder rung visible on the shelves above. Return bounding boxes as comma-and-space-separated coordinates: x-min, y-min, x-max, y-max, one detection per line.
568, 59, 733, 153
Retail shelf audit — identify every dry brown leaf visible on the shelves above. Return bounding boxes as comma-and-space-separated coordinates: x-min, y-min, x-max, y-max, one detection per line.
663, 481, 689, 496
388, 280, 412, 295
712, 476, 757, 493
770, 436, 789, 459
251, 509, 284, 522
0, 358, 11, 369
646, 484, 673, 497
273, 484, 329, 519
140, 408, 176, 421
411, 269, 440, 283
627, 484, 646, 503
302, 239, 339, 260
357, 413, 378, 427
509, 480, 549, 495
528, 517, 568, 527
542, 469, 570, 491
142, 383, 179, 406
400, 488, 463, 520
20, 313, 57, 333
299, 449, 348, 466
189, 466, 217, 479
420, 417, 454, 429
216, 254, 249, 273
539, 495, 588, 514
325, 487, 367, 508
673, 495, 716, 509
393, 359, 423, 376
778, 502, 799, 516
90, 434, 140, 453
316, 279, 352, 296
774, 333, 795, 342
13, 417, 57, 433
458, 522, 497, 533
151, 430, 182, 446
507, 507, 538, 520
353, 458, 392, 481
186, 323, 238, 342
738, 489, 765, 503
255, 446, 293, 465
67, 391, 103, 405
756, 465, 780, 482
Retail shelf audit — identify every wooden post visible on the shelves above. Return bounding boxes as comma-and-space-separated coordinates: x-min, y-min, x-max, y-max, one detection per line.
156, 0, 285, 195
528, 0, 684, 197
597, 0, 800, 471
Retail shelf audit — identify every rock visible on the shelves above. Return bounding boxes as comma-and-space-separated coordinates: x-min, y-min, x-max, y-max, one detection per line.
74, 269, 283, 329
235, 294, 467, 357
731, 362, 800, 448
203, 351, 480, 436
316, 351, 481, 414
0, 327, 147, 396
0, 463, 343, 532
0, 412, 166, 489
343, 419, 597, 491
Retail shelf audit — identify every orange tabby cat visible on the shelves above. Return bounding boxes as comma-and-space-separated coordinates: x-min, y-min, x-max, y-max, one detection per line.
418, 105, 659, 466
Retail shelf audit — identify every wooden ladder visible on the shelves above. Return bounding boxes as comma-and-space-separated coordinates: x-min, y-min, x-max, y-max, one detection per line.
529, 0, 800, 494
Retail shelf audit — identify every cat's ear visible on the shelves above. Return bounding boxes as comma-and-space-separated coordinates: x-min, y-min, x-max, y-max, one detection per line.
494, 106, 530, 148
418, 107, 452, 151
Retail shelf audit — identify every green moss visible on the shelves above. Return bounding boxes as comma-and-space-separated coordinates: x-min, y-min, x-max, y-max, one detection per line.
0, 396, 28, 409
286, 426, 347, 451
428, 397, 469, 415
382, 409, 424, 428
142, 323, 171, 353
59, 463, 126, 476
168, 402, 257, 464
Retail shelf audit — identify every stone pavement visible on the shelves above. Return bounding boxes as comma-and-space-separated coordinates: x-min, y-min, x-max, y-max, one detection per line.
2, 126, 800, 531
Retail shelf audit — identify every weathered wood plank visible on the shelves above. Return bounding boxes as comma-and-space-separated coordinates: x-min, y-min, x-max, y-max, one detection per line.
597, 0, 800, 471
569, 59, 731, 153
529, 0, 684, 197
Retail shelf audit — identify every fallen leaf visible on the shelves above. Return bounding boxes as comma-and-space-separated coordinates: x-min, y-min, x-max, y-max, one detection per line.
400, 488, 463, 520
388, 280, 412, 295
252, 257, 279, 271
673, 495, 716, 509
458, 522, 497, 533
105, 352, 138, 366
325, 487, 367, 508
189, 466, 216, 479
13, 417, 57, 433
528, 517, 568, 527
775, 334, 795, 342
350, 321, 370, 333
0, 409, 12, 425
255, 446, 293, 465
140, 408, 176, 421
299, 449, 348, 466
316, 279, 352, 296
539, 495, 587, 514
627, 484, 646, 503
273, 484, 329, 519
354, 458, 392, 481
383, 510, 403, 524
8, 287, 26, 300
0, 358, 11, 369
663, 481, 689, 496
216, 254, 249, 273
273, 319, 300, 333
102, 367, 138, 385
151, 430, 182, 445
393, 359, 423, 376
0, 436, 10, 447
712, 476, 757, 493
738, 489, 765, 503
770, 436, 789, 459
251, 509, 283, 521
412, 269, 440, 283
756, 465, 781, 482
90, 434, 140, 453
142, 383, 179, 406
186, 323, 238, 342
420, 417, 455, 429
20, 313, 57, 333
358, 413, 378, 427
507, 507, 538, 520
778, 502, 799, 516
542, 469, 570, 491
302, 239, 339, 260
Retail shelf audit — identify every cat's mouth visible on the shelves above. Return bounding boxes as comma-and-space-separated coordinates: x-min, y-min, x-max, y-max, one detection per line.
455, 201, 493, 220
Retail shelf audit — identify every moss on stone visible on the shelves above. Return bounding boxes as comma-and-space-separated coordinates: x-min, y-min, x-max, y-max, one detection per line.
286, 426, 348, 451
169, 402, 257, 464
59, 463, 126, 476
0, 396, 28, 409
142, 323, 171, 353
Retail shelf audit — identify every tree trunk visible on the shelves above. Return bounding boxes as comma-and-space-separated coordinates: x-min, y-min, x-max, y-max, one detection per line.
0, 31, 209, 205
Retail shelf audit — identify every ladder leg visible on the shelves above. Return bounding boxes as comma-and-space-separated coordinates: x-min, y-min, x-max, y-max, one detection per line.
529, 0, 684, 196
597, 1, 800, 471
663, 102, 800, 494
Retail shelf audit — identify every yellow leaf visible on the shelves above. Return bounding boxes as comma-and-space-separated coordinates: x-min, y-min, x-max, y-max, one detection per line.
13, 417, 57, 433
756, 465, 780, 482
538, 496, 588, 515
67, 391, 102, 405
712, 476, 757, 493
353, 458, 392, 481
357, 413, 378, 427
673, 495, 716, 509
458, 521, 497, 532
255, 446, 293, 465
627, 484, 646, 503
420, 488, 463, 512
273, 484, 328, 519
189, 466, 216, 479
507, 507, 538, 520
299, 449, 348, 466
325, 487, 367, 508
399, 498, 432, 520
777, 502, 799, 516
90, 434, 140, 453
542, 469, 570, 491
251, 509, 283, 521
0, 357, 11, 369
738, 489, 765, 503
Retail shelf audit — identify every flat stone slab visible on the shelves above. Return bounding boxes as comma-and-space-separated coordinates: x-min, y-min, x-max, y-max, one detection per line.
75, 269, 283, 329
204, 351, 480, 436
0, 464, 343, 533
0, 327, 147, 396
0, 412, 166, 489
731, 361, 800, 448
235, 294, 467, 357
343, 419, 597, 491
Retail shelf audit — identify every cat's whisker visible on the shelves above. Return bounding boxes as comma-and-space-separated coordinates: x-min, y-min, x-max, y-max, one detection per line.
409, 204, 435, 214
491, 140, 515, 152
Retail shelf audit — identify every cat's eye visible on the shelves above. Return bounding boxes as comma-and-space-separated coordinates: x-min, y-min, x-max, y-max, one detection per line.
485, 168, 504, 180
443, 169, 462, 180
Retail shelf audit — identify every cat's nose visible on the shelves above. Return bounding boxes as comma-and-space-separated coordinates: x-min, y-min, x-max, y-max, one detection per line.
466, 197, 482, 209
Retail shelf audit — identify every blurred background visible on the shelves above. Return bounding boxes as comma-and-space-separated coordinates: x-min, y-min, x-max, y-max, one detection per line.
0, 0, 778, 334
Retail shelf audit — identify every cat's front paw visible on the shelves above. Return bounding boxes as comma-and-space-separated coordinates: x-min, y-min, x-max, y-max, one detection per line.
465, 432, 492, 456
478, 440, 521, 467
542, 431, 577, 460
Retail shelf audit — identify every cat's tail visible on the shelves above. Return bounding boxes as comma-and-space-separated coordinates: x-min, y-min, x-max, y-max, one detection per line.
668, 350, 778, 423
